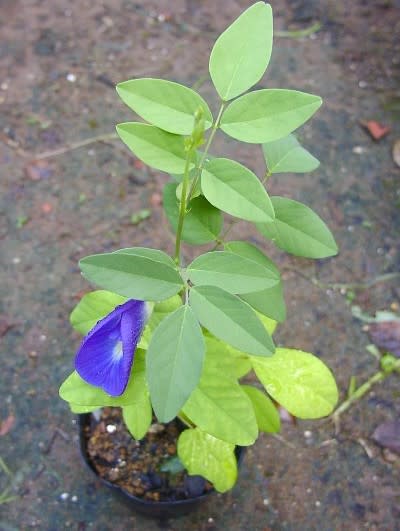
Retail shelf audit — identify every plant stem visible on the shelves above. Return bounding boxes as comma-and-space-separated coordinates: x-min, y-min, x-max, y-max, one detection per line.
174, 150, 193, 264
332, 358, 400, 421
187, 101, 226, 204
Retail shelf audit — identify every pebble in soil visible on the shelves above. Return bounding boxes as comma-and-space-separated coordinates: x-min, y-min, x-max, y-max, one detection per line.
84, 407, 212, 502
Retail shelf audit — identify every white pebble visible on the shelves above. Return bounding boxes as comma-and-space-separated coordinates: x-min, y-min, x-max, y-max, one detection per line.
60, 492, 69, 501
106, 424, 117, 433
263, 498, 270, 506
315, 500, 321, 507
71, 495, 78, 502
66, 73, 76, 83
12, 257, 21, 264
352, 146, 367, 155
304, 430, 312, 439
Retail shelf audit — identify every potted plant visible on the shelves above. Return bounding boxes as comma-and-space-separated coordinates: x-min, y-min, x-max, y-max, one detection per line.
59, 1, 339, 516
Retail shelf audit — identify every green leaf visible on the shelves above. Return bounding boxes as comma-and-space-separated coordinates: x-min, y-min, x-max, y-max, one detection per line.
138, 295, 182, 350
262, 134, 320, 174
178, 428, 237, 493
187, 251, 279, 294
70, 290, 128, 335
252, 348, 338, 419
112, 247, 176, 267
257, 312, 277, 336
182, 368, 258, 445
79, 249, 184, 301
209, 2, 273, 101
201, 158, 274, 222
160, 456, 185, 474
220, 90, 322, 143
146, 305, 205, 422
257, 196, 338, 258
224, 240, 286, 322
116, 78, 213, 135
59, 350, 148, 407
122, 398, 152, 440
189, 285, 274, 357
116, 123, 193, 174
242, 385, 280, 433
176, 177, 201, 202
163, 183, 223, 245
241, 286, 286, 323
203, 335, 252, 379
224, 241, 279, 274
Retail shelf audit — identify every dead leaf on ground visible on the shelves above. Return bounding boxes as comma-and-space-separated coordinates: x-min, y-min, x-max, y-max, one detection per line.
24, 159, 53, 181
393, 139, 400, 167
368, 320, 400, 357
372, 420, 400, 454
0, 315, 17, 337
360, 120, 390, 141
41, 202, 53, 214
0, 415, 15, 436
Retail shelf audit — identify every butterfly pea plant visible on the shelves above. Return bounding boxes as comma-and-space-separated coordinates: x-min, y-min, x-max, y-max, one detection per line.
60, 2, 339, 493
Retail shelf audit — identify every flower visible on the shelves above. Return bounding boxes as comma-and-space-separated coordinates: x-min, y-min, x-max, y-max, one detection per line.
75, 299, 148, 396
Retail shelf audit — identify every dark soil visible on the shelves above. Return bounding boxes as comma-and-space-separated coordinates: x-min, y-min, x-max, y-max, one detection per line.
82, 407, 213, 502
1, 0, 400, 529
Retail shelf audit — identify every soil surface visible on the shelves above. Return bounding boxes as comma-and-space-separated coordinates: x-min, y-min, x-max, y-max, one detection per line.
1, 1, 400, 530
83, 408, 212, 502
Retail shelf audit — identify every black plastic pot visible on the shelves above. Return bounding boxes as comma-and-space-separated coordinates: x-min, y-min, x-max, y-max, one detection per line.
79, 413, 244, 519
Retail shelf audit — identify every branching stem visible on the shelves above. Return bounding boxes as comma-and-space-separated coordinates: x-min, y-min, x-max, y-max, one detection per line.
187, 101, 226, 205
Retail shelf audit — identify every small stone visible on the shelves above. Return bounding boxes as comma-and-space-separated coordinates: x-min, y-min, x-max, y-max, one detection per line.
315, 500, 321, 507
352, 146, 367, 155
184, 475, 205, 497
304, 430, 312, 439
60, 492, 69, 501
148, 423, 165, 434
71, 495, 78, 502
12, 257, 21, 264
263, 498, 270, 506
106, 424, 117, 433
167, 444, 176, 455
66, 73, 76, 83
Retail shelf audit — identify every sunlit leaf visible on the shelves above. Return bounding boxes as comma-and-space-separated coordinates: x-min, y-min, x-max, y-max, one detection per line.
202, 158, 274, 222
178, 428, 237, 492
262, 134, 320, 174
252, 348, 338, 418
209, 2, 273, 101
116, 123, 193, 173
242, 385, 280, 433
117, 78, 213, 135
182, 367, 258, 445
220, 90, 322, 143
257, 196, 338, 258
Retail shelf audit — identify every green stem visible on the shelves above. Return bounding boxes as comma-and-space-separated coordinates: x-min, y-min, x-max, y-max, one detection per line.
174, 150, 193, 264
187, 101, 226, 204
332, 358, 400, 420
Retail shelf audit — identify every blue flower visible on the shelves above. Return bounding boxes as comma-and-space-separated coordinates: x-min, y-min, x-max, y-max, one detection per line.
75, 299, 148, 396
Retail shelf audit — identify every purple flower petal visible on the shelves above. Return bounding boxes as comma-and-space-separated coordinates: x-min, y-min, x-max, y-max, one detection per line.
75, 299, 147, 396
